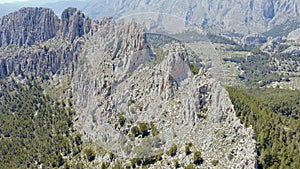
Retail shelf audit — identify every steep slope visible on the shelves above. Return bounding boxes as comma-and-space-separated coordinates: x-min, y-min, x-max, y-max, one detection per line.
0, 7, 59, 47
0, 7, 257, 168
70, 15, 257, 168
83, 0, 300, 34
0, 7, 93, 79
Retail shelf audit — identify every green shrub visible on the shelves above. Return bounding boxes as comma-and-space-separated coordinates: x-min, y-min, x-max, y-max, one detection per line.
118, 114, 126, 127
190, 63, 200, 75
211, 159, 219, 166
227, 87, 300, 168
185, 142, 192, 155
139, 122, 150, 137
155, 151, 163, 161
74, 133, 82, 145
0, 80, 81, 168
185, 163, 195, 169
174, 159, 180, 168
131, 126, 141, 137
112, 161, 122, 169
143, 155, 156, 165
196, 112, 207, 119
193, 150, 203, 165
101, 162, 110, 169
167, 144, 178, 157
109, 152, 115, 161
130, 157, 142, 167
57, 154, 64, 167
150, 123, 159, 136
84, 148, 96, 162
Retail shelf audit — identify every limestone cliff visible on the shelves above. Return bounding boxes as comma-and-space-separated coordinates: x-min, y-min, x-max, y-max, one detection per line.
70, 13, 257, 168
0, 7, 92, 48
0, 7, 59, 47
0, 7, 257, 168
0, 7, 93, 78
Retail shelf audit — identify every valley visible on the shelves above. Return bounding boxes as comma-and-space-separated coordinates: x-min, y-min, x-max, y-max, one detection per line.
0, 1, 300, 169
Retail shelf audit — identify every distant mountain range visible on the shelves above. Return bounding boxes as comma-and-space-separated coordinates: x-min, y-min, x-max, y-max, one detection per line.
2, 0, 300, 34
1, 3, 300, 168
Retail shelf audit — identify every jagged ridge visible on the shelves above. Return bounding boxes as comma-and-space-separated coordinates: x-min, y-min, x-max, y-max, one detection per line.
0, 7, 257, 168
0, 7, 92, 48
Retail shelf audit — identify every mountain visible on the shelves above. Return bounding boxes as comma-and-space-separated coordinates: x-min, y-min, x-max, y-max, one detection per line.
82, 0, 300, 34
2, 0, 300, 35
0, 7, 257, 168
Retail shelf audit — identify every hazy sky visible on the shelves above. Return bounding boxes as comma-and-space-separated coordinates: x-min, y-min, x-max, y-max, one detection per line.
0, 0, 29, 3
0, 0, 86, 4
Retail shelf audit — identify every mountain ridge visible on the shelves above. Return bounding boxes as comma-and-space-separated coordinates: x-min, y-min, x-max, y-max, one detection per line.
0, 7, 257, 168
82, 0, 300, 34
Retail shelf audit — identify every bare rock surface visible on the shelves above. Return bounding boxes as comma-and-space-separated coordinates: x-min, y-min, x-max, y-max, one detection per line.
0, 7, 92, 48
0, 7, 257, 168
71, 17, 257, 168
0, 7, 59, 47
287, 28, 300, 41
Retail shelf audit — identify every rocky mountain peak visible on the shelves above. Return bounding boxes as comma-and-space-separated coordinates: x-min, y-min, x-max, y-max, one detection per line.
0, 7, 93, 48
0, 7, 257, 168
161, 43, 192, 85
60, 7, 92, 42
0, 7, 59, 47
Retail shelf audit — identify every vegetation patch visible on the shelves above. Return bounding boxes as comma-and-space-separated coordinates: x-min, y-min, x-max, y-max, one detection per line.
227, 87, 300, 168
190, 63, 200, 75
193, 150, 203, 165
167, 144, 178, 157
0, 79, 81, 168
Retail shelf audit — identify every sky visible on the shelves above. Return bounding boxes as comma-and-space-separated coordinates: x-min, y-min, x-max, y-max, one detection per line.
0, 0, 29, 3
0, 0, 86, 4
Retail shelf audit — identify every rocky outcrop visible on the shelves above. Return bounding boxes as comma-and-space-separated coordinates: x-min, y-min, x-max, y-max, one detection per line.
160, 43, 192, 85
0, 39, 81, 79
287, 28, 300, 41
0, 7, 257, 168
0, 7, 93, 48
0, 7, 59, 47
72, 35, 257, 168
0, 7, 96, 78
70, 14, 257, 168
59, 7, 92, 42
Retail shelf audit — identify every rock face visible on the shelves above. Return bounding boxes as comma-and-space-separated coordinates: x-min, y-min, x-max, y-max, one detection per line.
83, 0, 300, 34
0, 7, 92, 48
0, 7, 257, 168
59, 7, 92, 42
72, 33, 257, 167
0, 7, 59, 47
0, 7, 94, 78
287, 28, 300, 41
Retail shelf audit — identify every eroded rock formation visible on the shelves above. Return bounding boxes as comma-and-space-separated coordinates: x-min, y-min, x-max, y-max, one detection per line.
0, 7, 257, 168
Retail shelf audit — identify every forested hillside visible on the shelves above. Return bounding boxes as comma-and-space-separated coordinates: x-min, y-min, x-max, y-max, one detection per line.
0, 78, 81, 168
227, 87, 300, 169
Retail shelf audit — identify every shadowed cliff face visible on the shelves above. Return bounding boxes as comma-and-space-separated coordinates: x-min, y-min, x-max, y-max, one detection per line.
0, 7, 257, 168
